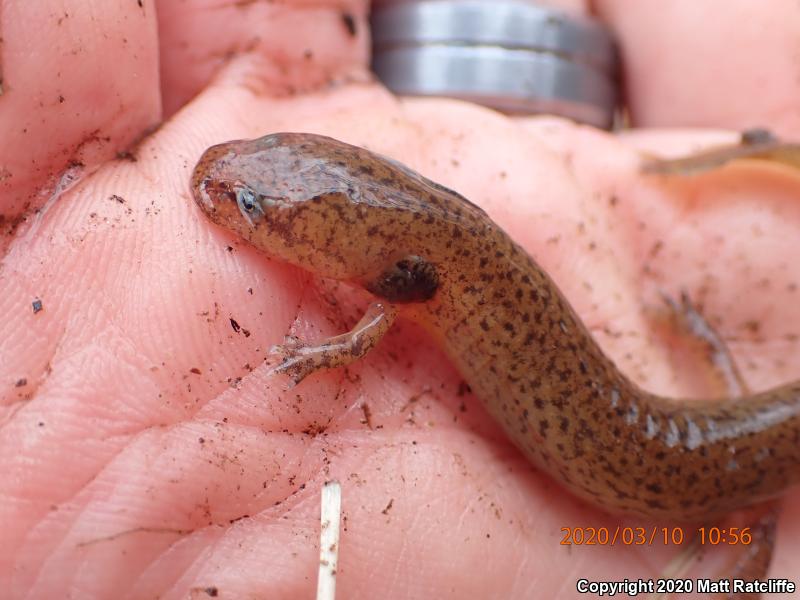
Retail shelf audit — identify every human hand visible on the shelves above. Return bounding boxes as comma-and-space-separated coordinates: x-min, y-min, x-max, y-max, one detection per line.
2, 0, 800, 597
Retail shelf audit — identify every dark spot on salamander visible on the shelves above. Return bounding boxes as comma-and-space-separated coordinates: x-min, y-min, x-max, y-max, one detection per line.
539, 419, 549, 437
645, 482, 663, 494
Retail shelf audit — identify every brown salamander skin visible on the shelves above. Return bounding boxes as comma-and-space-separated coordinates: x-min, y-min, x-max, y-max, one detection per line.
191, 132, 800, 521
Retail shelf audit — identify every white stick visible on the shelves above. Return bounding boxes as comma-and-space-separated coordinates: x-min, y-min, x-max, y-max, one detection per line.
316, 480, 342, 600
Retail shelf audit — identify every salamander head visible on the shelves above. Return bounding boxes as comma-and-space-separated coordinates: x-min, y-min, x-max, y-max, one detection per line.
192, 133, 390, 279
191, 132, 481, 287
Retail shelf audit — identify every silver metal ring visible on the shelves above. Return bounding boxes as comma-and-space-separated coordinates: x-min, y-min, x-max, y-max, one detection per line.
371, 0, 619, 128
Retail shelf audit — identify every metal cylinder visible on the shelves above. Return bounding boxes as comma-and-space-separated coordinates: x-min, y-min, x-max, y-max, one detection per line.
371, 0, 619, 128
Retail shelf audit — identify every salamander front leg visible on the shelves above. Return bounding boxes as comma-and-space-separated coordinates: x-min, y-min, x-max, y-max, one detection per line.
266, 302, 398, 385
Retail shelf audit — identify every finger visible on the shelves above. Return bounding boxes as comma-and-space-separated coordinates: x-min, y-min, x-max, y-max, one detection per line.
155, 0, 369, 116
595, 0, 800, 135
0, 0, 161, 221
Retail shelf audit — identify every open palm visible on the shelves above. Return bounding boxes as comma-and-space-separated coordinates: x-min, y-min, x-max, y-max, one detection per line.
2, 1, 800, 597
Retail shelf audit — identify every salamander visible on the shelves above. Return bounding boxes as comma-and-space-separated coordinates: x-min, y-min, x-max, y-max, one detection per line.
191, 132, 800, 521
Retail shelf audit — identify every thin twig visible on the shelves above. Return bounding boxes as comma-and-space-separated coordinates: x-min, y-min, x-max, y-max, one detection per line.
317, 480, 342, 600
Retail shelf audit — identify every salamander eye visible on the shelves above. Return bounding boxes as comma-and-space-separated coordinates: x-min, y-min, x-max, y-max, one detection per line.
236, 188, 257, 212
235, 187, 264, 224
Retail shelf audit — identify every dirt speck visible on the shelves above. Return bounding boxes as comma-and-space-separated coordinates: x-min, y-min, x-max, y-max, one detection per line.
341, 12, 357, 37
